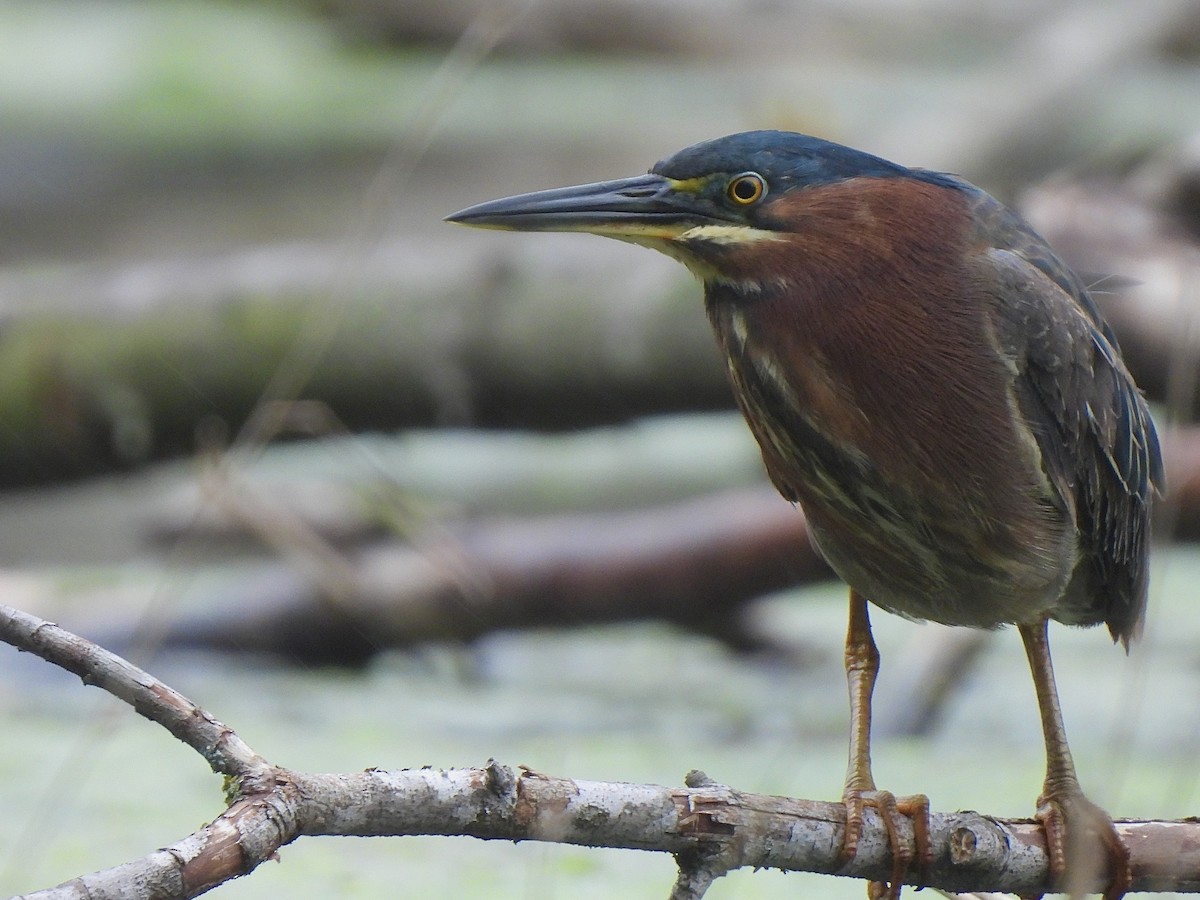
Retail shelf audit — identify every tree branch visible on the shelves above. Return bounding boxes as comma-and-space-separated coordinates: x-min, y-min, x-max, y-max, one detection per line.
0, 605, 268, 783
13, 762, 1200, 899
4, 604, 1200, 898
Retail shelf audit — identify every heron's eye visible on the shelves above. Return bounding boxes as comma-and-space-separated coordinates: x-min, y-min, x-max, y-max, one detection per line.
726, 172, 766, 206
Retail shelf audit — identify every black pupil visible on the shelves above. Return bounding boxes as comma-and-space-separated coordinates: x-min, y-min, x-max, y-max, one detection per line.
733, 178, 758, 201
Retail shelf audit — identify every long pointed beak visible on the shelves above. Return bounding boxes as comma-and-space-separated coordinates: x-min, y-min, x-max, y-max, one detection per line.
445, 173, 715, 239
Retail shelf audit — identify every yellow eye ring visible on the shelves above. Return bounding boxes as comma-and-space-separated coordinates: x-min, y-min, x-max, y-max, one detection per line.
726, 172, 766, 206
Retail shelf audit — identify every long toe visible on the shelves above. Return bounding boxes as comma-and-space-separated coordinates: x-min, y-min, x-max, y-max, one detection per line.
842, 789, 932, 900
1035, 790, 1130, 899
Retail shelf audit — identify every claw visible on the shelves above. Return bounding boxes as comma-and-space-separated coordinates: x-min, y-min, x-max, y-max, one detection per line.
842, 789, 933, 900
1036, 790, 1130, 900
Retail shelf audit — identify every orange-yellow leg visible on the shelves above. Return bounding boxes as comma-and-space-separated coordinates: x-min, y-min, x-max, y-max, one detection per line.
841, 590, 933, 900
1019, 618, 1131, 900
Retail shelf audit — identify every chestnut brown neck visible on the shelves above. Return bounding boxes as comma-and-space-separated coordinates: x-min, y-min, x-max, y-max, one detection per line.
702, 176, 1044, 534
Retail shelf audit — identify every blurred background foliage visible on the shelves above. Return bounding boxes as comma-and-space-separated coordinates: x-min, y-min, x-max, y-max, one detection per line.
2, 0, 1200, 897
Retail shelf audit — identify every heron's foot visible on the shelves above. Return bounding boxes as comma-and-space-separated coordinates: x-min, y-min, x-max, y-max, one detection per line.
841, 789, 933, 900
1035, 789, 1130, 900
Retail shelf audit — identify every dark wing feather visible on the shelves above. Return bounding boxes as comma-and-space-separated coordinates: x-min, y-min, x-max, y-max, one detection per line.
966, 191, 1162, 645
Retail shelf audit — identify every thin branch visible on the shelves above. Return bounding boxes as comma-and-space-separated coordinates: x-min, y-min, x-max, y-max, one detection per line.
0, 604, 268, 782
5, 605, 1200, 898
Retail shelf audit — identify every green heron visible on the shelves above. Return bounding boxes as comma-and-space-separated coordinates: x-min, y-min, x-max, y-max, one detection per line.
447, 131, 1162, 898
